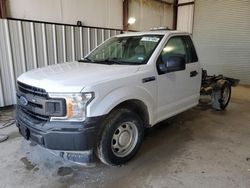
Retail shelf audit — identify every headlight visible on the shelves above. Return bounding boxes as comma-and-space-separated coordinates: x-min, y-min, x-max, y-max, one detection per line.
49, 92, 94, 122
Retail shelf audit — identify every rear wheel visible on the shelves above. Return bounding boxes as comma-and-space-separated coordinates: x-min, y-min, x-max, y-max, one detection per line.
219, 83, 231, 109
212, 81, 231, 110
97, 108, 144, 166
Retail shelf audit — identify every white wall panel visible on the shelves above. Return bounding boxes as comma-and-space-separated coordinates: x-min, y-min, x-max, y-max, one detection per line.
177, 4, 194, 33
7, 0, 123, 29
129, 0, 173, 31
193, 0, 250, 84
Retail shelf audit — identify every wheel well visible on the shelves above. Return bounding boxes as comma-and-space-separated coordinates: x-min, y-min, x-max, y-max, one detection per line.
111, 100, 150, 128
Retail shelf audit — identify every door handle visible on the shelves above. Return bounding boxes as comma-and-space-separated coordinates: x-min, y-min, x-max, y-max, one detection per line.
190, 71, 198, 77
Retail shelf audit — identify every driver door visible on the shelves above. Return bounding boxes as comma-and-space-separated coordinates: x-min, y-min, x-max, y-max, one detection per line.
156, 35, 201, 122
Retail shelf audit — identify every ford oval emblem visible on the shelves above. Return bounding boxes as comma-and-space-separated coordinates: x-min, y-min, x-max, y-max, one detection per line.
20, 96, 28, 106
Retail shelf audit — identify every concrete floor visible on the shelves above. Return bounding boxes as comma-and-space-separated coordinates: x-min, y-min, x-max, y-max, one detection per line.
0, 85, 250, 188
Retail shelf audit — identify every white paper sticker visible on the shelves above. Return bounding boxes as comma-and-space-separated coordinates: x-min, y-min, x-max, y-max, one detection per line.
141, 37, 160, 42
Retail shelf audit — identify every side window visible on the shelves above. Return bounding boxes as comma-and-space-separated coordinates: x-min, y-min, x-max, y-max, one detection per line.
156, 36, 187, 74
184, 36, 198, 63
161, 37, 187, 63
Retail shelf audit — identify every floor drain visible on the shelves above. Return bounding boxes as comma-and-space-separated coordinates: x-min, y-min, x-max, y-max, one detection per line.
0, 134, 8, 143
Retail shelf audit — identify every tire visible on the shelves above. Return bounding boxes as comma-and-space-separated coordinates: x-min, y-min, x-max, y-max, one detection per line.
211, 82, 231, 110
96, 108, 144, 166
219, 82, 231, 110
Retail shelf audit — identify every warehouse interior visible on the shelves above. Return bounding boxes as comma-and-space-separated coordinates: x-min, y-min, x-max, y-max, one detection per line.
0, 0, 250, 187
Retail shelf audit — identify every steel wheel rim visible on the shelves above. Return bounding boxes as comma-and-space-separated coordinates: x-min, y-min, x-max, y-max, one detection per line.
111, 121, 139, 157
222, 87, 230, 105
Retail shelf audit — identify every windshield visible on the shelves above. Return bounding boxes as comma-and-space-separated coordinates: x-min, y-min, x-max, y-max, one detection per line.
81, 35, 163, 65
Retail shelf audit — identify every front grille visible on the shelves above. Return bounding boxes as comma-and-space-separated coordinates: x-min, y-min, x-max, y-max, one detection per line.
16, 82, 66, 122
21, 108, 49, 121
17, 81, 47, 97
18, 106, 48, 123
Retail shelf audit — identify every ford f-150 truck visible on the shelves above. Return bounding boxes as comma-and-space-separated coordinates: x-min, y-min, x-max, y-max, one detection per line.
16, 30, 237, 166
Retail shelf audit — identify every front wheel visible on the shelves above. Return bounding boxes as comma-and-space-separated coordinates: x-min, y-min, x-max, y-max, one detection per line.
96, 108, 144, 166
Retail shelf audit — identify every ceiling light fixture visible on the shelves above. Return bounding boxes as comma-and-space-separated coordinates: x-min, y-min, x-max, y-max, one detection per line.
128, 17, 136, 25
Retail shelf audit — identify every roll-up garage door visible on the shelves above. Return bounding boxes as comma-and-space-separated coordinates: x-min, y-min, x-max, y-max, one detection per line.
192, 0, 250, 84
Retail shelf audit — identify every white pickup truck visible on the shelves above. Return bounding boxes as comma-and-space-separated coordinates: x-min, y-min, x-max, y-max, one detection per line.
16, 30, 236, 166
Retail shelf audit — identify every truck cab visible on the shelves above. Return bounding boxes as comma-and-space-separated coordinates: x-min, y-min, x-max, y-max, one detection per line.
16, 30, 202, 166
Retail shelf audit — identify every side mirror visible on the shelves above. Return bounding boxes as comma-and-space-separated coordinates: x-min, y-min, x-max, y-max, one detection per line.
158, 54, 186, 73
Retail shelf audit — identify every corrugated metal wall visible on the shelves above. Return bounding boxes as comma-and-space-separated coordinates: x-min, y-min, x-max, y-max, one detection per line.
0, 19, 121, 107
192, 0, 250, 84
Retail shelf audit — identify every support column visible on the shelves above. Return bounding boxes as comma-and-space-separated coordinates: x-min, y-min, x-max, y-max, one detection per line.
123, 0, 129, 31
0, 0, 7, 18
172, 0, 178, 30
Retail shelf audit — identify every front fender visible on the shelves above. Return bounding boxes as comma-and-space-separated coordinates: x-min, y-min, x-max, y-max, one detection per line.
87, 86, 156, 125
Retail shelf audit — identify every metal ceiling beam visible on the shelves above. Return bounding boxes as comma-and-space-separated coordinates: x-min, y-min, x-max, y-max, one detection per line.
153, 0, 173, 5
178, 1, 194, 7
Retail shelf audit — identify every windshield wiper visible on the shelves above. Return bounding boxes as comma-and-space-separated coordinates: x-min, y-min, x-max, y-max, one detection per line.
78, 57, 94, 62
95, 58, 124, 65
79, 58, 129, 65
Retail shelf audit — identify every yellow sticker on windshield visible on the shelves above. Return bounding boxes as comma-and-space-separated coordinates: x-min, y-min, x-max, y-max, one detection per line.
141, 37, 160, 42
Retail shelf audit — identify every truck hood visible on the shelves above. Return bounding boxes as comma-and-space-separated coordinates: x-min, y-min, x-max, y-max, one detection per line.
17, 62, 140, 93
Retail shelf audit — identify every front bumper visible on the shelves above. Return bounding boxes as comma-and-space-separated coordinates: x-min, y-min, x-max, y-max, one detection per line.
16, 106, 104, 163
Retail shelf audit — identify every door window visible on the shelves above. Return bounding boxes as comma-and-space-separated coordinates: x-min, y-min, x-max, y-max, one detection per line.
157, 36, 187, 74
